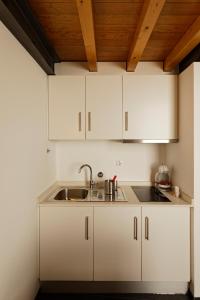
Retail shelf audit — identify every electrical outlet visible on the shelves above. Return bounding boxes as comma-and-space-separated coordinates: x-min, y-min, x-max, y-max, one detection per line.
115, 160, 123, 166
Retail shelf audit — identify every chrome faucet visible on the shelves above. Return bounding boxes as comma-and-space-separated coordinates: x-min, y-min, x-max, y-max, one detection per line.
79, 164, 94, 189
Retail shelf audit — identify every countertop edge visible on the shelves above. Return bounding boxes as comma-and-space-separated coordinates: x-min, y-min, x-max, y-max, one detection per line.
37, 181, 193, 207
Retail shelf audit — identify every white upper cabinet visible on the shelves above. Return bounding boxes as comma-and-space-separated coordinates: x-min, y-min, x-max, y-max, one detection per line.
48, 74, 177, 141
86, 76, 122, 139
142, 206, 190, 282
49, 76, 85, 140
94, 206, 141, 281
123, 75, 177, 140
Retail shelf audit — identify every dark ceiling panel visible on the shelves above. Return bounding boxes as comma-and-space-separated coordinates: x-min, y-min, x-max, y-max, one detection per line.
0, 0, 59, 74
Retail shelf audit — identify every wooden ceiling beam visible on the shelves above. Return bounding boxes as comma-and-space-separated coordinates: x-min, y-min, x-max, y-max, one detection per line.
164, 16, 200, 72
76, 0, 97, 72
127, 0, 166, 72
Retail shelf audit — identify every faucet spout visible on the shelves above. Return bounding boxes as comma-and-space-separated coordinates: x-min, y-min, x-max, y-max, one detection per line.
79, 164, 94, 189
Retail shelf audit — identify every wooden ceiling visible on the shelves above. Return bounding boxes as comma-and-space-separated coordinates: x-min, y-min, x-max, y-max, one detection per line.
28, 0, 200, 71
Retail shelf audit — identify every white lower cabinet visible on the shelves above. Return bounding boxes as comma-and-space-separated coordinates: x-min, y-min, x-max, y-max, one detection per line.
39, 207, 93, 281
142, 206, 190, 281
39, 205, 190, 282
94, 207, 141, 281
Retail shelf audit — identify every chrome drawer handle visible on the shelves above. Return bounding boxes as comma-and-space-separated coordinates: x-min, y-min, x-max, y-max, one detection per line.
88, 112, 91, 131
134, 217, 138, 240
145, 216, 149, 240
78, 112, 82, 131
125, 111, 128, 131
85, 216, 89, 240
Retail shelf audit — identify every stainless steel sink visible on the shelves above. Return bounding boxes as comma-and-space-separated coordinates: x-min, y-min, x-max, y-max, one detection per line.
54, 188, 88, 200
50, 187, 127, 202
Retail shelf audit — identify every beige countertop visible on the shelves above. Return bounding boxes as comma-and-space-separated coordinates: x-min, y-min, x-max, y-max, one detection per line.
38, 182, 192, 207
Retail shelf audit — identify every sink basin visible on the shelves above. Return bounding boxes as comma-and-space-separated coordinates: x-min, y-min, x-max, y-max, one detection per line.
54, 188, 88, 200
51, 187, 127, 202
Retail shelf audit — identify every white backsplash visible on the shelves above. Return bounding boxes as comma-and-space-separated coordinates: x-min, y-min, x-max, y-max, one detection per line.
56, 141, 163, 182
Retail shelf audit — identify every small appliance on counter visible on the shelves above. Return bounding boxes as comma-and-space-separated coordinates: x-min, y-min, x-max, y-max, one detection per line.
155, 164, 171, 190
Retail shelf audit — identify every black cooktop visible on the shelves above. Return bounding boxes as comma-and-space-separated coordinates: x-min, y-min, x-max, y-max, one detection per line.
131, 186, 171, 202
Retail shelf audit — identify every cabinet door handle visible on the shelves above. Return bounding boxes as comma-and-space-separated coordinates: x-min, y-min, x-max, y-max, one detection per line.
145, 217, 149, 240
78, 112, 82, 131
125, 111, 128, 131
88, 112, 91, 131
85, 216, 89, 240
134, 217, 138, 240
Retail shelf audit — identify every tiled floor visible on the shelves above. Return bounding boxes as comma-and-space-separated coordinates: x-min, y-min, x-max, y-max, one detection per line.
35, 292, 193, 300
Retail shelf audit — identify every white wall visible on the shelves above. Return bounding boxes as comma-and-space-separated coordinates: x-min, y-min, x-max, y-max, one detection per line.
165, 63, 200, 297
55, 61, 176, 75
0, 22, 56, 300
56, 141, 161, 182
192, 63, 200, 297
166, 65, 194, 198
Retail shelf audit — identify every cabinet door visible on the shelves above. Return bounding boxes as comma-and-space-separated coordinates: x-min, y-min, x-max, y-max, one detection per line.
94, 207, 141, 281
123, 75, 177, 140
40, 207, 93, 280
49, 76, 85, 140
142, 206, 190, 281
86, 76, 122, 139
